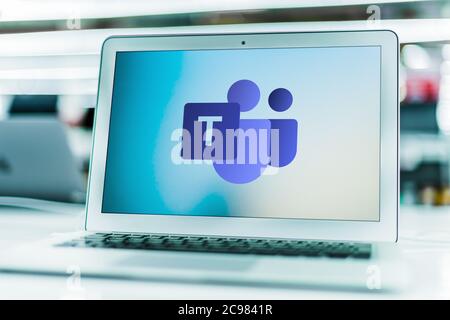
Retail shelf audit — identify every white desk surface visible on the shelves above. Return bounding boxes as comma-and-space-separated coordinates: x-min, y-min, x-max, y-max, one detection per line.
0, 204, 450, 299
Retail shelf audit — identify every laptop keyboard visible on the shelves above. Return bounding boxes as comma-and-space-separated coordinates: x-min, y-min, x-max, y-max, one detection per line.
57, 233, 372, 259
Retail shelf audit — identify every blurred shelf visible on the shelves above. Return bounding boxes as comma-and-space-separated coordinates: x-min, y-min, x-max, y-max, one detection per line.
401, 133, 450, 170
0, 0, 436, 22
1, 19, 449, 57
0, 19, 448, 94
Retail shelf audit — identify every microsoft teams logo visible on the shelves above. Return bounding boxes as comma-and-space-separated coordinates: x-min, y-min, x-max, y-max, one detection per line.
173, 79, 298, 184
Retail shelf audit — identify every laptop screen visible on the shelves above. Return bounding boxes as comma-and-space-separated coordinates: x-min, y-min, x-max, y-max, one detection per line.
102, 45, 381, 221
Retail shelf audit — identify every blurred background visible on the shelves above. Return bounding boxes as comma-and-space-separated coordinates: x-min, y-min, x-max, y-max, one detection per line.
0, 0, 449, 206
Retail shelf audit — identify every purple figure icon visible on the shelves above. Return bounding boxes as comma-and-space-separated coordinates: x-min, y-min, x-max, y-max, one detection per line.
214, 80, 271, 184
268, 88, 298, 168
213, 80, 298, 184
181, 79, 298, 184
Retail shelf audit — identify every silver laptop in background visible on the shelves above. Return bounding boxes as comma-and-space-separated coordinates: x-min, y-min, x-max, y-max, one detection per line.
0, 118, 85, 203
0, 31, 404, 291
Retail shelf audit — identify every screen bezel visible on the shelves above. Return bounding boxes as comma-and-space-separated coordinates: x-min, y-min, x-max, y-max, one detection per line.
86, 31, 398, 242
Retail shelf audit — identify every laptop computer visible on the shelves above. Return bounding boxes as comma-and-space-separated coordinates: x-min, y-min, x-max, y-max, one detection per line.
0, 31, 402, 290
0, 118, 85, 203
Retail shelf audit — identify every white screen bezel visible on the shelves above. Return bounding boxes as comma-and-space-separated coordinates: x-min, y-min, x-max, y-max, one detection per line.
85, 30, 398, 242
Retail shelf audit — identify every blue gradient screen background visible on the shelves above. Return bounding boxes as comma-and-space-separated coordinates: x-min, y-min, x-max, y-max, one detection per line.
102, 46, 381, 221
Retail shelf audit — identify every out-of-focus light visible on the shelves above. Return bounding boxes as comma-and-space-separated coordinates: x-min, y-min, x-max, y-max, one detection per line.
402, 44, 431, 70
58, 95, 96, 125
437, 45, 450, 135
0, 96, 12, 120
0, 79, 98, 95
442, 44, 450, 61
400, 65, 407, 102
437, 102, 450, 135
0, 67, 98, 80
441, 61, 450, 75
